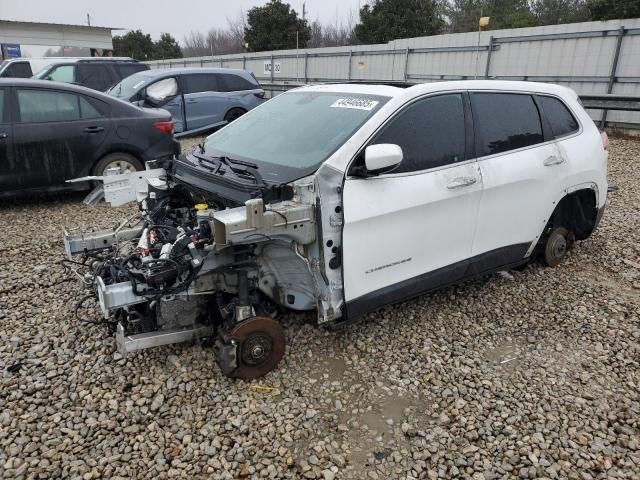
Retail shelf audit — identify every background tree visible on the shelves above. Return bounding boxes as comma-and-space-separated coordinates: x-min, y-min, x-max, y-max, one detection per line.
355, 0, 445, 44
112, 30, 155, 60
530, 0, 591, 25
244, 0, 311, 51
587, 0, 640, 20
446, 0, 537, 33
154, 33, 182, 60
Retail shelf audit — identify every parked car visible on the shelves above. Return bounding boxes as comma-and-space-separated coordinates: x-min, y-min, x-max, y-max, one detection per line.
107, 68, 265, 137
0, 57, 64, 78
64, 80, 608, 379
0, 79, 179, 197
33, 58, 149, 92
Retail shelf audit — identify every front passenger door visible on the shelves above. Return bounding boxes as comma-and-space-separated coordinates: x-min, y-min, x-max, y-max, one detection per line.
342, 93, 483, 318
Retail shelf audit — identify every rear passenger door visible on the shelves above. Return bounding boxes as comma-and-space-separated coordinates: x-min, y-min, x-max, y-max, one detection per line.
13, 88, 111, 189
0, 87, 15, 192
181, 73, 226, 131
470, 91, 567, 269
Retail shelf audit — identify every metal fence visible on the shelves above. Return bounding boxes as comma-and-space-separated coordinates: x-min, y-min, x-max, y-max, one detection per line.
147, 18, 640, 129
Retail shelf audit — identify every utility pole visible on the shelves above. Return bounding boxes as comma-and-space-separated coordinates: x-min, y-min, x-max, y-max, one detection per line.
87, 13, 91, 26
302, 2, 306, 21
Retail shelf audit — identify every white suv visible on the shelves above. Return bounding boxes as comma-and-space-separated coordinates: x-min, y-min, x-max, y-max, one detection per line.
65, 80, 608, 378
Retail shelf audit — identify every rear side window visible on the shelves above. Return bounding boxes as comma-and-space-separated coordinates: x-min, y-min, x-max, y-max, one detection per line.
471, 93, 544, 156
183, 74, 218, 94
76, 64, 114, 91
115, 63, 148, 80
371, 93, 466, 173
4, 62, 32, 78
17, 89, 81, 123
218, 73, 257, 92
538, 95, 579, 138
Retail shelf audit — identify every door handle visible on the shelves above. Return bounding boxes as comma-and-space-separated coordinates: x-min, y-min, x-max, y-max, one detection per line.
0, 132, 7, 140
543, 155, 565, 166
83, 126, 104, 133
447, 176, 477, 189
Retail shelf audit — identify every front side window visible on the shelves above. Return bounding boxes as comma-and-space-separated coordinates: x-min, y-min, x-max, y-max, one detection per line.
471, 93, 544, 156
17, 89, 81, 123
204, 91, 389, 182
538, 95, 579, 138
370, 94, 466, 173
47, 65, 75, 83
147, 77, 178, 101
183, 74, 218, 94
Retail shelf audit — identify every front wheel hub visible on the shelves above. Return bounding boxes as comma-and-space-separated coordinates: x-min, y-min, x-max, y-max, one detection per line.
218, 316, 285, 379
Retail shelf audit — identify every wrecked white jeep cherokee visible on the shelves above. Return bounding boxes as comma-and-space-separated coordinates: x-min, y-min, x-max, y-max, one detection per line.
64, 80, 608, 379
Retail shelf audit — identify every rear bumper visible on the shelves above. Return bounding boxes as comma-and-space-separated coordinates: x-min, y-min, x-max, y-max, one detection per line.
142, 138, 181, 162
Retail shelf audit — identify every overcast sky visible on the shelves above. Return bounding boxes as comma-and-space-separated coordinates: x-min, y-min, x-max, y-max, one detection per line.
1, 0, 363, 55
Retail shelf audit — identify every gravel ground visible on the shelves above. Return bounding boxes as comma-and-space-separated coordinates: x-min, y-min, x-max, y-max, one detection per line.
1, 138, 639, 480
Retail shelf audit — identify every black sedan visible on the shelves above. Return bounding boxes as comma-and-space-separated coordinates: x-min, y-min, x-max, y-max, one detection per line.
0, 79, 179, 197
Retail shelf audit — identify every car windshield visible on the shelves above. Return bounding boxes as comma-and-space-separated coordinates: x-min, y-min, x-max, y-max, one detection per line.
107, 72, 154, 98
202, 91, 389, 182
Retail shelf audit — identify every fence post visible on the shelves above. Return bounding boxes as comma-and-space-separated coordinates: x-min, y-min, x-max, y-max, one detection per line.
484, 36, 494, 78
184, 59, 187, 67
348, 50, 352, 80
243, 55, 246, 70
403, 47, 410, 81
601, 26, 626, 128
304, 53, 308, 83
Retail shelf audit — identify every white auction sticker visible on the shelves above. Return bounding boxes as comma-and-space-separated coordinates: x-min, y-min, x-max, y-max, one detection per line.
331, 98, 379, 111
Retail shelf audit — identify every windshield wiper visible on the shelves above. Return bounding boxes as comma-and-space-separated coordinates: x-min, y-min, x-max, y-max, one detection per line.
192, 153, 263, 186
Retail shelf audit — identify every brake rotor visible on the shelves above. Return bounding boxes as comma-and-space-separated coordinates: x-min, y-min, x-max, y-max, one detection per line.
544, 227, 570, 267
226, 316, 285, 379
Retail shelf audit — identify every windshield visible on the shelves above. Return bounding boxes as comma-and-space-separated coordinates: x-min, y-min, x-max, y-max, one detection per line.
202, 91, 389, 182
107, 72, 153, 98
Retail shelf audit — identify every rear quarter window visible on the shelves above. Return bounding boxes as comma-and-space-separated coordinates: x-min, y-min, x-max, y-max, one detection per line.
538, 95, 579, 138
4, 61, 32, 78
219, 73, 258, 92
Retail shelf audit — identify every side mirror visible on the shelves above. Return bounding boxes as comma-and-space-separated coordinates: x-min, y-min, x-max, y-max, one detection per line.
364, 144, 403, 175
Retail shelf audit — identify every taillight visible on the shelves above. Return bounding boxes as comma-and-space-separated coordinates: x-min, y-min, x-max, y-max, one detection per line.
154, 120, 174, 135
601, 131, 609, 151
254, 91, 265, 99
